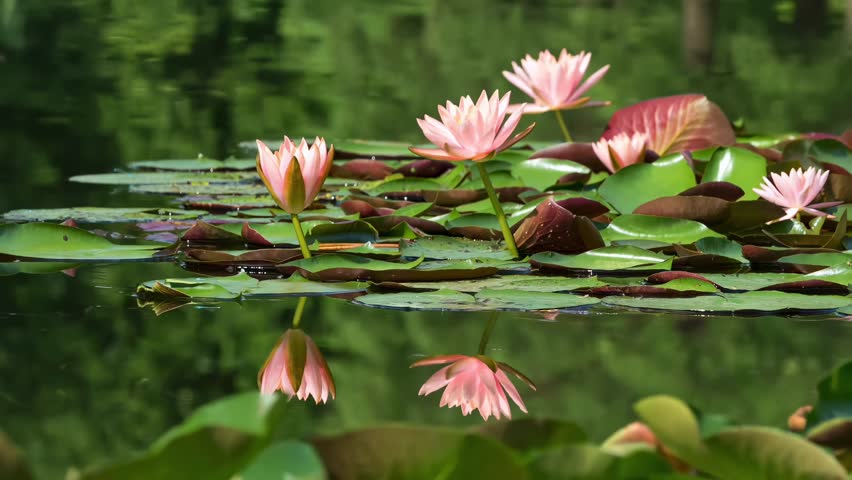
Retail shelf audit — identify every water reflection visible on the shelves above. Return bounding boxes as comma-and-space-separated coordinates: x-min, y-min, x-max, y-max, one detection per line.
412, 315, 536, 421
258, 297, 336, 403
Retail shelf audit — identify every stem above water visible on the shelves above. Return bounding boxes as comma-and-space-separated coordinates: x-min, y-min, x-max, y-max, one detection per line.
291, 213, 312, 259
554, 110, 573, 143
476, 162, 519, 259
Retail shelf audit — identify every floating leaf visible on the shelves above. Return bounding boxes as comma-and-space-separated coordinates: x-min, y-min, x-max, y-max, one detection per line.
602, 94, 736, 155
601, 214, 724, 244
129, 158, 256, 171
633, 196, 731, 225
510, 158, 590, 191
70, 171, 257, 185
701, 147, 767, 201
1, 207, 207, 223
513, 199, 605, 254
355, 288, 598, 311
391, 275, 605, 294
400, 236, 513, 261
531, 247, 672, 272
604, 291, 849, 313
0, 223, 161, 261
137, 272, 368, 301
598, 155, 697, 213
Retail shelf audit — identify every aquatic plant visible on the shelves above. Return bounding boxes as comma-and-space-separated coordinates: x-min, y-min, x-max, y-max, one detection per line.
410, 90, 535, 258
256, 136, 334, 258
503, 49, 609, 142
753, 166, 835, 223
591, 132, 649, 172
411, 354, 533, 421
258, 328, 336, 404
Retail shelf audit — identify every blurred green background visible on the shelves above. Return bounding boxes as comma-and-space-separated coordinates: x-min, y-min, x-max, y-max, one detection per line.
1, 0, 851, 477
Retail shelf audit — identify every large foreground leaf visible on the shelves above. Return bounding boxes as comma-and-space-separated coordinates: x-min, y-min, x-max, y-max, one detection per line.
80, 393, 288, 480
312, 425, 527, 480
0, 223, 161, 261
635, 395, 847, 480
601, 94, 736, 155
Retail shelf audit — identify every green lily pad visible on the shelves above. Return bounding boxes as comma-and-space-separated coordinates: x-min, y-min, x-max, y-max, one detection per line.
603, 291, 850, 313
395, 275, 605, 293
1, 207, 207, 223
355, 288, 599, 311
511, 158, 590, 191
0, 261, 80, 277
69, 171, 257, 185
129, 158, 256, 171
601, 214, 723, 244
400, 237, 514, 261
531, 247, 672, 272
0, 223, 162, 261
284, 254, 423, 273
701, 147, 767, 201
598, 154, 697, 213
130, 183, 270, 196
779, 252, 852, 267
137, 272, 368, 300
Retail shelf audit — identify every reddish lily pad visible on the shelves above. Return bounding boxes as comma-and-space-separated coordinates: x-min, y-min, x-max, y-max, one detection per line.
601, 94, 736, 155
633, 196, 731, 225
331, 159, 395, 180
513, 198, 604, 254
678, 182, 744, 201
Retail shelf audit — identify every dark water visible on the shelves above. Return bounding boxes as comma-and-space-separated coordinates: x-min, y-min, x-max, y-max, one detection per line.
1, 0, 851, 477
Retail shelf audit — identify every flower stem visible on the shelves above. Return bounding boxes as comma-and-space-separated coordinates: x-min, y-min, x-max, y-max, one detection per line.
476, 163, 519, 259
291, 296, 308, 328
554, 110, 573, 143
478, 312, 498, 355
291, 213, 312, 259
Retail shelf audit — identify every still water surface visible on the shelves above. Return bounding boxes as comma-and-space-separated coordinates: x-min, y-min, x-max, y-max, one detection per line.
1, 0, 851, 477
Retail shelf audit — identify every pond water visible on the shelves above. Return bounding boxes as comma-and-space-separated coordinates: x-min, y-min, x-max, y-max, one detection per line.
1, 1, 851, 478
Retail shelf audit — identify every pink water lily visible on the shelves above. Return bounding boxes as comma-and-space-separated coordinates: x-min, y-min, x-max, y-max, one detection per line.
411, 354, 535, 421
259, 329, 335, 404
753, 167, 835, 223
503, 49, 610, 114
410, 90, 535, 162
255, 136, 334, 214
591, 132, 649, 173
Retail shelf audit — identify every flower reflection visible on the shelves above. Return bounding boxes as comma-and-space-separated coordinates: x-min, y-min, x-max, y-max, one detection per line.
411, 354, 535, 421
258, 297, 335, 404
411, 315, 535, 421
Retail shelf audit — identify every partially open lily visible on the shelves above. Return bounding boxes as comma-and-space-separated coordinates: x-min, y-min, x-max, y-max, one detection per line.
410, 91, 534, 258
503, 49, 610, 114
255, 136, 334, 214
753, 167, 836, 223
411, 354, 535, 421
591, 132, 649, 173
410, 90, 534, 162
255, 136, 334, 258
259, 328, 336, 404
